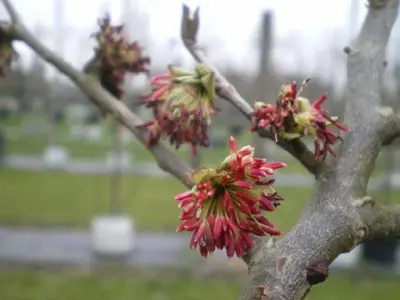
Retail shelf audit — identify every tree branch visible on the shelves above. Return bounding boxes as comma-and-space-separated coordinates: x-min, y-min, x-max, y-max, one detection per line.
180, 4, 321, 177
380, 107, 400, 145
1, 0, 19, 24
239, 1, 399, 299
0, 0, 194, 188
362, 203, 400, 241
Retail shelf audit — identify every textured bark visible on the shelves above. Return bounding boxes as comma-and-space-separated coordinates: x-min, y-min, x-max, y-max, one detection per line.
2, 0, 400, 299
239, 1, 400, 299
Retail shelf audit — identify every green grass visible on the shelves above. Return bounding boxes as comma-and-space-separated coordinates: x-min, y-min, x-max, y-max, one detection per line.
0, 112, 394, 176
0, 169, 398, 231
4, 134, 233, 163
3, 134, 310, 173
0, 268, 398, 300
0, 169, 311, 231
0, 112, 314, 173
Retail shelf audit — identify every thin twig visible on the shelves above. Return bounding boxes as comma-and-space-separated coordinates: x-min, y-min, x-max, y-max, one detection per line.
1, 0, 194, 188
179, 4, 321, 176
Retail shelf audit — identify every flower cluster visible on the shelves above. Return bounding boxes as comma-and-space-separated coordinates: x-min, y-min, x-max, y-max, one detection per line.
89, 15, 150, 117
251, 79, 349, 160
175, 136, 286, 258
138, 64, 217, 155
0, 28, 18, 76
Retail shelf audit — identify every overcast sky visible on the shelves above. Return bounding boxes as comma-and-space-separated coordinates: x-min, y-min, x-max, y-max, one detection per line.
1, 0, 400, 87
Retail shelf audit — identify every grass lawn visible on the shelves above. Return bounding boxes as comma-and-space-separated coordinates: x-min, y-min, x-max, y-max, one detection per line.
0, 169, 398, 231
0, 113, 322, 174
4, 129, 392, 176
1, 112, 393, 175
0, 268, 398, 300
4, 134, 311, 174
0, 169, 311, 231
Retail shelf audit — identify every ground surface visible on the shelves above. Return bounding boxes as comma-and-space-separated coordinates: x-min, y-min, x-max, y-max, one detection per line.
0, 268, 398, 300
0, 169, 317, 231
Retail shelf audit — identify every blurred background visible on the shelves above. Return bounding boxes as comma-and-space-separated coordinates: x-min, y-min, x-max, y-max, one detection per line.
0, 0, 400, 299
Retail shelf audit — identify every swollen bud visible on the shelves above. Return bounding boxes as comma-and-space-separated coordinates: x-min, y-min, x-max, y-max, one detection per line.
0, 27, 18, 77
85, 14, 150, 118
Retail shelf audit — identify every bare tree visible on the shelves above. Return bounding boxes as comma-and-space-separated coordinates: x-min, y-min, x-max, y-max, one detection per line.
1, 0, 400, 299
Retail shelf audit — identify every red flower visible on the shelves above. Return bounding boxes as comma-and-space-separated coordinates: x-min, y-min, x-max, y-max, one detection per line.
86, 14, 150, 118
175, 136, 286, 258
139, 64, 217, 155
93, 15, 150, 74
251, 79, 349, 160
307, 93, 349, 159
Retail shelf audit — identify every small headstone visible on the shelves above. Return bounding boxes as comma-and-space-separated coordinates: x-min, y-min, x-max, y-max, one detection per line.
42, 145, 69, 169
66, 104, 91, 122
120, 128, 135, 144
86, 125, 102, 142
69, 125, 103, 142
331, 245, 363, 270
90, 215, 135, 256
106, 151, 132, 167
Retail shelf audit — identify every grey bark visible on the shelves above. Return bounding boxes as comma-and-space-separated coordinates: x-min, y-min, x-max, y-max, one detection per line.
240, 1, 400, 299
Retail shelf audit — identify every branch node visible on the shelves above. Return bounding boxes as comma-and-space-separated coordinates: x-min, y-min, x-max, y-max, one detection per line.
356, 226, 368, 239
350, 224, 369, 249
306, 259, 329, 285
255, 286, 268, 300
381, 107, 400, 145
377, 106, 394, 119
343, 46, 359, 55
352, 196, 375, 208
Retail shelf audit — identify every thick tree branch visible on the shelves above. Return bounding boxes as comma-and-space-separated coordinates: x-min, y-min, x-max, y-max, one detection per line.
239, 1, 399, 299
180, 4, 321, 177
381, 108, 400, 145
0, 0, 194, 188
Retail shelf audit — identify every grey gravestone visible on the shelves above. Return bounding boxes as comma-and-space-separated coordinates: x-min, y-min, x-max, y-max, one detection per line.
90, 215, 136, 257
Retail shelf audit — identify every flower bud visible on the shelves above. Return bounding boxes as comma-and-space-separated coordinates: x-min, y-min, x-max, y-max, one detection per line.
175, 136, 286, 258
139, 64, 217, 154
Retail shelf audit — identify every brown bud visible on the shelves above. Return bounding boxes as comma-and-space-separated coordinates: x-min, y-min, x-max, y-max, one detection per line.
343, 46, 351, 54
306, 259, 329, 285
383, 60, 388, 68
181, 4, 199, 45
